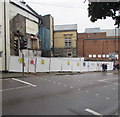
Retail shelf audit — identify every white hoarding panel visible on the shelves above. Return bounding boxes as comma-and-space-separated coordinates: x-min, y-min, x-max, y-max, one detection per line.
50, 58, 62, 72
36, 57, 50, 72
88, 62, 97, 72
71, 60, 81, 72
9, 56, 22, 72
61, 58, 72, 72
80, 61, 89, 72
28, 58, 36, 73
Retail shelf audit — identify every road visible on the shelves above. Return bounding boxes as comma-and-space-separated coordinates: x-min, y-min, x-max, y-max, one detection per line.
1, 72, 119, 116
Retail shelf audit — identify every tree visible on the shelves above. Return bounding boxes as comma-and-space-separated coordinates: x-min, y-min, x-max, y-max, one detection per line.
88, 1, 120, 27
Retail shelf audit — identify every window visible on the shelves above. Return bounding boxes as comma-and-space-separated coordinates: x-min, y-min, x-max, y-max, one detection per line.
89, 55, 92, 58
93, 54, 96, 58
106, 55, 109, 58
98, 55, 101, 58
102, 55, 105, 58
64, 38, 72, 47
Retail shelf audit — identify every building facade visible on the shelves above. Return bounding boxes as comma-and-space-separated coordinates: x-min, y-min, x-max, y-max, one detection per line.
78, 28, 120, 63
40, 14, 54, 57
54, 24, 77, 57
0, 0, 10, 71
9, 0, 41, 57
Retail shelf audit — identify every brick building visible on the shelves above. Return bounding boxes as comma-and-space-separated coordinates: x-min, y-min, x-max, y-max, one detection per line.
78, 28, 120, 63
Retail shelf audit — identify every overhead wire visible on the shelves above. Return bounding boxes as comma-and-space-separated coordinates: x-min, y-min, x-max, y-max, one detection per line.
13, 0, 86, 9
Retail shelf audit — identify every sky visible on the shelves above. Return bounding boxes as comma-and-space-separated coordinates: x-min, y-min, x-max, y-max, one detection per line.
21, 0, 115, 32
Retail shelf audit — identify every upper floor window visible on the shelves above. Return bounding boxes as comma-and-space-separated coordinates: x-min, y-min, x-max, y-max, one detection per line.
64, 38, 72, 48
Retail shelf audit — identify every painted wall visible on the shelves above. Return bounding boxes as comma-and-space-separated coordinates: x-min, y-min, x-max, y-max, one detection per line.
9, 2, 38, 23
54, 31, 77, 48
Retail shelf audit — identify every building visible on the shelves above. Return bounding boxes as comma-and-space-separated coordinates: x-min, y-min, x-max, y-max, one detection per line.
78, 28, 120, 63
54, 24, 77, 57
40, 14, 54, 57
9, 0, 41, 58
0, 0, 10, 71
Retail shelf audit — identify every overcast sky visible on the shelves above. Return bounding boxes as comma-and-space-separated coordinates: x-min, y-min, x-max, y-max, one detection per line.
23, 0, 115, 33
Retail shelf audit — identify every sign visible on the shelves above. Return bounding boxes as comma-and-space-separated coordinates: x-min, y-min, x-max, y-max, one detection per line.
67, 61, 70, 65
77, 62, 80, 66
30, 59, 34, 64
18, 58, 23, 63
26, 19, 38, 35
109, 53, 116, 59
83, 62, 86, 66
41, 59, 45, 64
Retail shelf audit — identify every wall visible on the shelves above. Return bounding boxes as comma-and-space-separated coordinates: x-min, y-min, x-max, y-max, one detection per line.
54, 30, 77, 57
9, 2, 38, 23
0, 0, 10, 71
9, 56, 113, 73
78, 32, 120, 61
40, 14, 54, 57
54, 31, 77, 48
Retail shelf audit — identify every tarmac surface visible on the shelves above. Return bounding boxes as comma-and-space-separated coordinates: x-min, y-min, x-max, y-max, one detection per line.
1, 71, 120, 116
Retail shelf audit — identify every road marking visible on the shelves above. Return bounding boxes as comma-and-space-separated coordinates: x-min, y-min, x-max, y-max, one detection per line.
113, 88, 116, 90
0, 85, 30, 92
70, 86, 73, 88
104, 86, 107, 88
78, 89, 81, 91
53, 81, 56, 84
12, 78, 36, 87
99, 78, 118, 82
96, 94, 99, 96
86, 91, 88, 93
49, 80, 51, 82
85, 108, 102, 115
58, 82, 61, 85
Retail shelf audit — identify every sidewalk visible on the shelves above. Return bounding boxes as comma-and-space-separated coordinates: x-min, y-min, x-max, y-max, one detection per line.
0, 72, 28, 79
0, 70, 119, 79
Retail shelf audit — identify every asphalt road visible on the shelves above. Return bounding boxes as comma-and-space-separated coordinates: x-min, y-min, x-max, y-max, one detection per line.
1, 72, 120, 116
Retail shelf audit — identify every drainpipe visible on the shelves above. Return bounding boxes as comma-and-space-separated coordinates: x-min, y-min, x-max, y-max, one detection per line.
4, 0, 7, 72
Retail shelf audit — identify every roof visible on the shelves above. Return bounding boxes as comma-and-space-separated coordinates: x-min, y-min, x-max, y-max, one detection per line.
85, 27, 120, 36
10, 0, 38, 18
85, 28, 100, 33
54, 24, 77, 31
100, 29, 120, 36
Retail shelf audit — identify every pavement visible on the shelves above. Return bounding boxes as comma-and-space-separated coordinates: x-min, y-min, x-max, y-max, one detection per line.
1, 72, 119, 116
1, 70, 120, 79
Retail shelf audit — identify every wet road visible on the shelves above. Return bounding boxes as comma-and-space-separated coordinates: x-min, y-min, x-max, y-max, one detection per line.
1, 72, 119, 115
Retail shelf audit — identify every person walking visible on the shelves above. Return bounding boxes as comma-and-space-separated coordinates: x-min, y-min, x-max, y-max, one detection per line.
104, 64, 108, 72
116, 64, 120, 71
102, 63, 105, 72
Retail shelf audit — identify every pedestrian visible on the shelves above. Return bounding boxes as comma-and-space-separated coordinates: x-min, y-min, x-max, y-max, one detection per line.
104, 64, 108, 72
113, 64, 116, 71
116, 64, 120, 71
102, 63, 105, 72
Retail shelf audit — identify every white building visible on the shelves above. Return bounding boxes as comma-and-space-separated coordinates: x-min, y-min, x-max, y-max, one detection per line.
0, 0, 41, 71
0, 0, 10, 71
